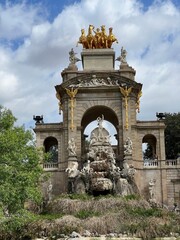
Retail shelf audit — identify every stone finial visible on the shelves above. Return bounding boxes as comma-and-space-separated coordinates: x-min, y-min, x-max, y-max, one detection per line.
68, 48, 80, 69
97, 114, 104, 129
116, 46, 127, 65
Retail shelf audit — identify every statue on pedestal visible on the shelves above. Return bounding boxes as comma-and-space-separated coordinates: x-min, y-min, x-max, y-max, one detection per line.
67, 138, 77, 156
124, 137, 133, 155
68, 48, 80, 69
116, 47, 127, 65
47, 181, 53, 202
149, 179, 156, 201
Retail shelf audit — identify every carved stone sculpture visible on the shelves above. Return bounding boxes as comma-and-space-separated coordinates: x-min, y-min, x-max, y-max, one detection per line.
67, 138, 77, 156
66, 161, 79, 178
69, 75, 119, 88
66, 116, 137, 196
149, 179, 156, 201
47, 181, 53, 202
69, 48, 80, 65
124, 137, 133, 155
120, 47, 127, 64
116, 47, 127, 64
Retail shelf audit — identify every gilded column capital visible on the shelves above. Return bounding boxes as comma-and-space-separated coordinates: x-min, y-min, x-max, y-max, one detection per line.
65, 87, 78, 131
119, 86, 132, 130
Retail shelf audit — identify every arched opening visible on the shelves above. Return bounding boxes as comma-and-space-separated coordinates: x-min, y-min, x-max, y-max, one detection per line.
79, 106, 120, 196
44, 137, 58, 163
142, 134, 157, 161
81, 106, 119, 131
84, 120, 118, 152
81, 106, 119, 160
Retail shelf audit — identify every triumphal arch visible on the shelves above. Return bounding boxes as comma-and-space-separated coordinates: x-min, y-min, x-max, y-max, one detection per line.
34, 25, 180, 208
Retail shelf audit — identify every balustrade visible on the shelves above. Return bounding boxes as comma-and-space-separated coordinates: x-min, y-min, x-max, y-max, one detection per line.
43, 162, 58, 170
165, 159, 178, 166
144, 160, 158, 167
143, 159, 180, 168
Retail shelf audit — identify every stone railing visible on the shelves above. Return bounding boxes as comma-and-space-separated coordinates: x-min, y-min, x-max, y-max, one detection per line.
144, 160, 158, 167
43, 162, 59, 170
165, 159, 179, 166
143, 158, 180, 168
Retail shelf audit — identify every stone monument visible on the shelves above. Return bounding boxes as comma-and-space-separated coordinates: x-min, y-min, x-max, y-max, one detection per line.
33, 25, 179, 208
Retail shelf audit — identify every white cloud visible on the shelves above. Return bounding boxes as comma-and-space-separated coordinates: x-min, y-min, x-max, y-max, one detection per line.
0, 0, 179, 128
0, 1, 45, 40
0, 71, 18, 100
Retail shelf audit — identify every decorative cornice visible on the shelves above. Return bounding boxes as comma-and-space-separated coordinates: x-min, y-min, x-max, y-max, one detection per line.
56, 92, 63, 114
136, 90, 142, 113
57, 72, 142, 91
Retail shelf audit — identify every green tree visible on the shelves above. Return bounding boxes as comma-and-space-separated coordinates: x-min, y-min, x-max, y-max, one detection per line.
164, 112, 180, 159
0, 106, 43, 215
143, 144, 153, 160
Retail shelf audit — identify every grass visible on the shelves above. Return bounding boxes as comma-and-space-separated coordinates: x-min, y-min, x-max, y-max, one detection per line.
74, 209, 101, 219
126, 206, 163, 217
0, 194, 180, 240
54, 193, 94, 201
38, 212, 64, 220
123, 194, 141, 201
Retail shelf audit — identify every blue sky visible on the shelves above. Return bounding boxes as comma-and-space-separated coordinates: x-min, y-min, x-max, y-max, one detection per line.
0, 0, 180, 130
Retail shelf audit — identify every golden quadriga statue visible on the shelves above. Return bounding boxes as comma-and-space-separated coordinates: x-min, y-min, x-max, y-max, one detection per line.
77, 25, 118, 49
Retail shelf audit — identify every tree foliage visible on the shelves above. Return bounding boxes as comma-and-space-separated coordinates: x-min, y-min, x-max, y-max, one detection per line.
164, 112, 180, 159
0, 106, 43, 215
143, 144, 153, 160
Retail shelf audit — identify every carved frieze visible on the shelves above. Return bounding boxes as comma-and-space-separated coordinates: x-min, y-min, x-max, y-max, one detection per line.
69, 75, 119, 88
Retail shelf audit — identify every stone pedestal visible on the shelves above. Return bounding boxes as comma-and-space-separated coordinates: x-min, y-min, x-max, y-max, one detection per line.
81, 49, 115, 70
119, 63, 136, 81
68, 155, 78, 162
124, 153, 133, 165
66, 155, 79, 178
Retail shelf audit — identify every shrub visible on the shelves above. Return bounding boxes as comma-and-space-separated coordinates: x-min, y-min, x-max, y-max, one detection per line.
0, 210, 37, 240
75, 210, 100, 219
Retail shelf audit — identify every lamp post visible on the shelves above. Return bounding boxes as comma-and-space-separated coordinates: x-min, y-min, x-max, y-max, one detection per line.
156, 112, 165, 120
33, 115, 44, 124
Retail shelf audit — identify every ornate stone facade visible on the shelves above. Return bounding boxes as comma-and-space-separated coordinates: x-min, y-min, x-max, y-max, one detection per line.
34, 33, 180, 208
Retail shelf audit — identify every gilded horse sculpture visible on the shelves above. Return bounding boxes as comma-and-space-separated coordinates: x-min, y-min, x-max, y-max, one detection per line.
100, 25, 108, 48
93, 27, 101, 48
107, 27, 118, 48
76, 29, 88, 49
77, 25, 118, 49
86, 24, 96, 49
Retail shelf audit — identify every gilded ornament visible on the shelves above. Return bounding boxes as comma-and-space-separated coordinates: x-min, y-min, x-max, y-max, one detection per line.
77, 25, 118, 49
65, 88, 78, 131
119, 86, 132, 130
136, 90, 142, 113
